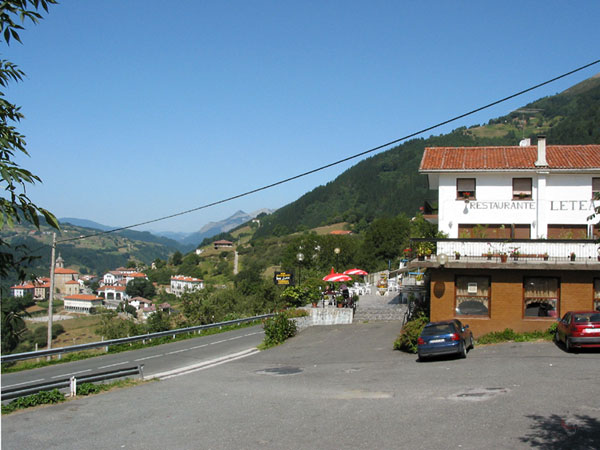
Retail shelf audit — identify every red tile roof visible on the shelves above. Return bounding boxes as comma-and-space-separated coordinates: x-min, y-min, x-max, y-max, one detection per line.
127, 272, 147, 278
420, 145, 600, 171
66, 280, 80, 285
64, 294, 102, 301
55, 267, 78, 274
171, 275, 203, 282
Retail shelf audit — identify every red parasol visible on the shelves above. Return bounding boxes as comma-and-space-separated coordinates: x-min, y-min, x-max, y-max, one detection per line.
343, 268, 369, 276
323, 267, 353, 282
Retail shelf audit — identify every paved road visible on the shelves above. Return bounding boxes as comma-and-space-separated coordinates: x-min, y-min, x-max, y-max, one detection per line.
2, 322, 600, 450
1, 325, 264, 388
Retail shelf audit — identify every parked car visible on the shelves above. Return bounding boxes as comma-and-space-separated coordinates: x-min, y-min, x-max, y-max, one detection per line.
417, 319, 474, 361
555, 311, 600, 352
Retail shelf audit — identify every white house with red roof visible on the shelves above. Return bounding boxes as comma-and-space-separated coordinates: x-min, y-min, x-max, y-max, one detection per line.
98, 286, 129, 306
129, 296, 153, 311
421, 137, 600, 240
63, 294, 103, 314
213, 239, 233, 249
412, 137, 600, 337
124, 272, 148, 284
170, 275, 204, 297
10, 283, 35, 298
11, 277, 51, 300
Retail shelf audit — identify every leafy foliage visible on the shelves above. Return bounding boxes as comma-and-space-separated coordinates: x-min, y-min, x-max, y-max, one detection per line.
262, 312, 297, 348
394, 314, 428, 354
125, 278, 156, 299
476, 325, 556, 344
2, 388, 64, 414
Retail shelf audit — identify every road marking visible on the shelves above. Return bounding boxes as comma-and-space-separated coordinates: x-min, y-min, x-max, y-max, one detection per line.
166, 348, 190, 355
98, 361, 130, 369
134, 354, 163, 362
189, 344, 208, 350
51, 369, 91, 379
3, 378, 45, 388
210, 339, 227, 345
226, 335, 243, 341
244, 332, 260, 337
149, 348, 260, 380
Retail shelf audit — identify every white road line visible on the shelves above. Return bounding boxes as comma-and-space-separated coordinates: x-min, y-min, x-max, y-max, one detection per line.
189, 344, 208, 350
244, 332, 260, 337
166, 348, 190, 355
226, 335, 243, 341
3, 378, 45, 388
51, 369, 91, 379
210, 339, 227, 345
98, 361, 130, 370
134, 354, 163, 362
149, 348, 260, 380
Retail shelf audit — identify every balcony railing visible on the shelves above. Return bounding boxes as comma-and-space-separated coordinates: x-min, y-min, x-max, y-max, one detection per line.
410, 238, 600, 264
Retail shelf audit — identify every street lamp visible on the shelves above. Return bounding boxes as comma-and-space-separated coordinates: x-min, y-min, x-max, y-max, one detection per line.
296, 252, 304, 285
334, 247, 340, 270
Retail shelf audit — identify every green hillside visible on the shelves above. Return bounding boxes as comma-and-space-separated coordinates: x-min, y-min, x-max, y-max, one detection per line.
0, 221, 177, 287
255, 75, 600, 238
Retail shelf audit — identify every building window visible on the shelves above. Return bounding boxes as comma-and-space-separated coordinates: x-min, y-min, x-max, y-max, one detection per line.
524, 277, 559, 318
547, 224, 588, 239
593, 177, 600, 199
455, 276, 490, 316
457, 178, 476, 200
512, 178, 532, 200
594, 279, 600, 312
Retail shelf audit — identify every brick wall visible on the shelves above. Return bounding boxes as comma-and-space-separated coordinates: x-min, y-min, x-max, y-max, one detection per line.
429, 268, 597, 337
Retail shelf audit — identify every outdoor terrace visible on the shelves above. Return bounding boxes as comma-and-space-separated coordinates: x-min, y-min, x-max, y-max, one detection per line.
408, 238, 600, 270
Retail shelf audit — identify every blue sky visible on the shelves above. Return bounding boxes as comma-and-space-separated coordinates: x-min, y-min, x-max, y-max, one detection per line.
6, 1, 600, 233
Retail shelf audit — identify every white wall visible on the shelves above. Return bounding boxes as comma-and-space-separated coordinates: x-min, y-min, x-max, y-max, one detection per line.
437, 172, 599, 238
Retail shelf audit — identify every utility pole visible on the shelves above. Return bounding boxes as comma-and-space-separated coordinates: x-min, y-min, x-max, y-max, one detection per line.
47, 232, 56, 350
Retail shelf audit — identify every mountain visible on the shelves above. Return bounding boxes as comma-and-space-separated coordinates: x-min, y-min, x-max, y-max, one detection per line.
254, 73, 600, 238
180, 209, 273, 247
59, 218, 189, 252
60, 217, 113, 231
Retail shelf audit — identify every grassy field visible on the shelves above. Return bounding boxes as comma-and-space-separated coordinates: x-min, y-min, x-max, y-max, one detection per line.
26, 314, 104, 348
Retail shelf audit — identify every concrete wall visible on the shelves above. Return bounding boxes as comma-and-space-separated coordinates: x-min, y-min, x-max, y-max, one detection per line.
429, 268, 598, 337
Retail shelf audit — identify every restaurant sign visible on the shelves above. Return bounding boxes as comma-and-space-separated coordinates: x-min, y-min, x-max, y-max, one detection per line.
467, 200, 598, 211
273, 271, 294, 286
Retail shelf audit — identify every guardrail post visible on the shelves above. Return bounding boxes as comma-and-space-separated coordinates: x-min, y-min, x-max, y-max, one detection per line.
139, 364, 144, 380
70, 376, 77, 397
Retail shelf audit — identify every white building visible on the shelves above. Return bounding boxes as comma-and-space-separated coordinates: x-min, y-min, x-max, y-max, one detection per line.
170, 275, 204, 297
423, 137, 600, 240
63, 294, 103, 314
415, 137, 600, 337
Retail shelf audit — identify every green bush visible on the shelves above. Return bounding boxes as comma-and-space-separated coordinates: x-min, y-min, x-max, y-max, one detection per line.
476, 325, 556, 344
76, 383, 101, 396
262, 313, 297, 348
394, 314, 428, 353
2, 389, 65, 414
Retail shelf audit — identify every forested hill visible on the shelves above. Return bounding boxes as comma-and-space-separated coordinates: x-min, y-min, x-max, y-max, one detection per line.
254, 74, 600, 238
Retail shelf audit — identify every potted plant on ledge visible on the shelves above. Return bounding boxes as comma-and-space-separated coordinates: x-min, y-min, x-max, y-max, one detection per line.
570, 252, 576, 262
500, 252, 508, 263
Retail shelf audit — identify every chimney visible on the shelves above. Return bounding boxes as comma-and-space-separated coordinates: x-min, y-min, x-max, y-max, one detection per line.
535, 135, 547, 166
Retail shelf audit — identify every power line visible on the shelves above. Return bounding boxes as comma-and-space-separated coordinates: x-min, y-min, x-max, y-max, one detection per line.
35, 58, 600, 248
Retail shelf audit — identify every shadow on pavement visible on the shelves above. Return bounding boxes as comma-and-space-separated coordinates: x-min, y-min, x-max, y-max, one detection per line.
519, 414, 600, 449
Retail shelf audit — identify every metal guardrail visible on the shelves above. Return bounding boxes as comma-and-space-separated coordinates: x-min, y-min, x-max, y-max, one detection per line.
1, 365, 143, 401
1, 314, 273, 364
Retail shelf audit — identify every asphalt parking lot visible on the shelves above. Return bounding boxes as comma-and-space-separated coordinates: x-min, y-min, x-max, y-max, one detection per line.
3, 322, 600, 450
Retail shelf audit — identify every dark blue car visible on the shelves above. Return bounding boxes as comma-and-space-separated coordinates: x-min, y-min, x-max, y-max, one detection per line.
417, 319, 474, 361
